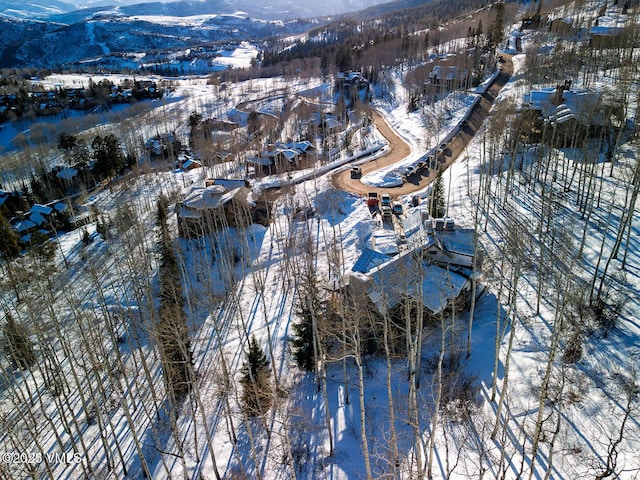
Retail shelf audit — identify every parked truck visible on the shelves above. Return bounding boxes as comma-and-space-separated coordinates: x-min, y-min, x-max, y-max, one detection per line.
382, 205, 393, 221
366, 192, 379, 207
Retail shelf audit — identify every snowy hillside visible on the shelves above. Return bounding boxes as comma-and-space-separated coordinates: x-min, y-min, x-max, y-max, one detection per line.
1, 0, 640, 479
0, 0, 76, 19
1, 14, 314, 69
0, 0, 397, 21
0, 17, 60, 52
0, 0, 400, 68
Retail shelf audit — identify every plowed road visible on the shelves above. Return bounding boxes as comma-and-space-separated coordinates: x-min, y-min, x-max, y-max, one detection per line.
332, 57, 513, 198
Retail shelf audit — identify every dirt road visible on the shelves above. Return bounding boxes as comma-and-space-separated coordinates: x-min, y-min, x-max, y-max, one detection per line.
331, 57, 513, 198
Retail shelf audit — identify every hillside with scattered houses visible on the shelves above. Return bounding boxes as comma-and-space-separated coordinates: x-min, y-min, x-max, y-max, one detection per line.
1, 0, 640, 479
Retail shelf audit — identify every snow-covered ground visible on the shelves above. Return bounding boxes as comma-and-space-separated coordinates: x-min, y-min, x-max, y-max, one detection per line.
1, 1, 640, 479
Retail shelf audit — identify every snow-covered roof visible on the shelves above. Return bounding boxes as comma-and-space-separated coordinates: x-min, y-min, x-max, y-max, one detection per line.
407, 264, 469, 314
209, 179, 246, 190
56, 167, 79, 180
524, 87, 555, 110
402, 208, 429, 239
247, 157, 272, 166
370, 229, 399, 256
281, 140, 314, 152
323, 118, 342, 130
181, 158, 201, 169
352, 248, 392, 274
29, 212, 49, 227
550, 104, 574, 124
227, 108, 249, 125
590, 25, 624, 36
280, 149, 300, 161
429, 65, 467, 81
110, 90, 132, 98
14, 218, 37, 233
146, 139, 164, 155
550, 16, 573, 25
30, 204, 53, 216
182, 185, 233, 211
178, 182, 246, 220
437, 228, 476, 257
402, 211, 476, 265
263, 147, 302, 162
562, 89, 601, 113
145, 133, 174, 155
362, 251, 469, 316
524, 87, 602, 125
177, 208, 204, 220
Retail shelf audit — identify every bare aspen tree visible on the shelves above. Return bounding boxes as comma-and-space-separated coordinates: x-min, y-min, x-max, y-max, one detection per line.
594, 371, 639, 480
527, 281, 572, 480
426, 311, 446, 480
466, 195, 482, 358
491, 216, 527, 442
381, 308, 401, 473
353, 313, 374, 480
543, 363, 567, 480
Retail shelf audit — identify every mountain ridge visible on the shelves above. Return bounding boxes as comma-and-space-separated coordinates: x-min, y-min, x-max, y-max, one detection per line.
0, 0, 398, 21
0, 0, 431, 69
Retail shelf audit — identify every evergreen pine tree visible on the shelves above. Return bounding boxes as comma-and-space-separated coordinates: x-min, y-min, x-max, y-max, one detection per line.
487, 2, 505, 51
291, 313, 316, 372
188, 111, 202, 128
429, 174, 446, 218
91, 134, 125, 179
57, 133, 78, 166
3, 312, 35, 371
291, 266, 324, 372
0, 213, 20, 259
240, 335, 272, 417
26, 231, 58, 292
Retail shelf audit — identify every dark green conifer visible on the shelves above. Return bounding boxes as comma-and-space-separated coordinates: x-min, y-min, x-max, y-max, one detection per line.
240, 335, 272, 416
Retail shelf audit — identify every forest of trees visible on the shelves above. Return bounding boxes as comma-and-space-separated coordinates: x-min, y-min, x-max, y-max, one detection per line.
259, 0, 515, 81
1, 0, 639, 478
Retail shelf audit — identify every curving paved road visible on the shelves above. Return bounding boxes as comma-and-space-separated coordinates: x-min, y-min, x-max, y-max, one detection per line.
331, 56, 513, 198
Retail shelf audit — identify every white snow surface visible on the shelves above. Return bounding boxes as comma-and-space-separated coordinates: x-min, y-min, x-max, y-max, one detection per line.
1, 3, 640, 479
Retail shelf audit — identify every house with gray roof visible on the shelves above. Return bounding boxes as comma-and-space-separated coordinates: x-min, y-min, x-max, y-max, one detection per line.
176, 179, 270, 238
521, 83, 610, 146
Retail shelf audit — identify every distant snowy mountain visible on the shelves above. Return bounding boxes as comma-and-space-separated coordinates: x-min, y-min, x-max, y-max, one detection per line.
2, 0, 394, 21
0, 17, 61, 59
0, 0, 403, 69
0, 0, 77, 19
114, 0, 397, 19
0, 13, 318, 69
